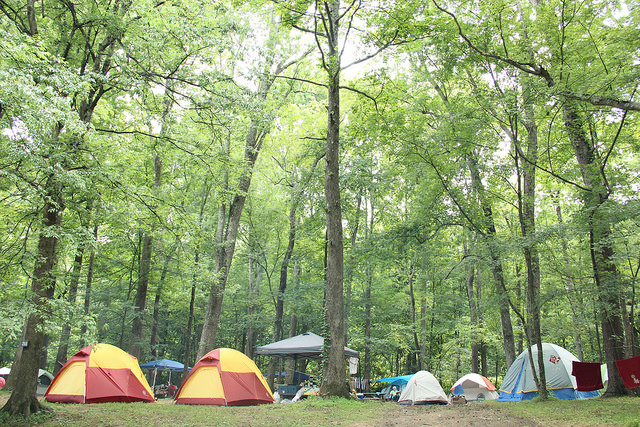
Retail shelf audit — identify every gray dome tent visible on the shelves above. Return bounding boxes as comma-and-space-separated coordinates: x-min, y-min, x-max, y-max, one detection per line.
498, 343, 600, 401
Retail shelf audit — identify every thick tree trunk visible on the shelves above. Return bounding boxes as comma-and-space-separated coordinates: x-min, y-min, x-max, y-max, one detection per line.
2, 177, 63, 416
563, 100, 626, 396
320, 0, 348, 398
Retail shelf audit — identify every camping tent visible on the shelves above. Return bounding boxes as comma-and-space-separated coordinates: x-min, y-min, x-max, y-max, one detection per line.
498, 343, 600, 401
450, 373, 498, 401
1, 367, 55, 395
1, 368, 54, 395
256, 331, 359, 359
45, 343, 154, 403
175, 348, 273, 406
37, 369, 54, 395
397, 371, 448, 405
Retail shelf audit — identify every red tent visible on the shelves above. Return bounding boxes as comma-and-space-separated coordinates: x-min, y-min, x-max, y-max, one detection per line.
175, 348, 273, 406
45, 343, 154, 403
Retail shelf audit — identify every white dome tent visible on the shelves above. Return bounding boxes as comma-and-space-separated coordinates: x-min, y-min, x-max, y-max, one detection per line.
498, 343, 600, 401
450, 373, 499, 401
397, 370, 448, 405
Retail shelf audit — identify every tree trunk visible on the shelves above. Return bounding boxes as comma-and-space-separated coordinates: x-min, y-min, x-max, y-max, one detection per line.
150, 242, 177, 358
130, 148, 163, 360
344, 193, 362, 342
2, 177, 63, 416
80, 224, 98, 346
119, 236, 139, 349
407, 266, 420, 365
284, 314, 298, 385
466, 262, 479, 373
268, 203, 297, 388
197, 69, 276, 358
468, 156, 517, 367
320, 0, 348, 398
554, 200, 585, 360
54, 243, 85, 374
245, 255, 257, 358
563, 100, 626, 396
519, 82, 547, 399
363, 269, 372, 389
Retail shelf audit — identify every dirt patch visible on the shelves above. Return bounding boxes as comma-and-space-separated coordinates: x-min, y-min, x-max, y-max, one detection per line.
371, 402, 540, 427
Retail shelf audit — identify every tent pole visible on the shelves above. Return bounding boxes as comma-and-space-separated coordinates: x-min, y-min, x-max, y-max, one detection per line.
152, 368, 157, 389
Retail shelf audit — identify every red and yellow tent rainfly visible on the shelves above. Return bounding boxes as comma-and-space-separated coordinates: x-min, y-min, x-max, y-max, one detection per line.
45, 343, 154, 403
175, 348, 274, 406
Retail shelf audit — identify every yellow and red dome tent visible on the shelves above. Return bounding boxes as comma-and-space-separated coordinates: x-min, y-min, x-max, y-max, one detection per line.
45, 343, 154, 403
175, 348, 273, 406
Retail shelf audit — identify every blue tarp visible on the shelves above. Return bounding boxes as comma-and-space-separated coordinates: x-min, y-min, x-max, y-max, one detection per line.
275, 371, 310, 383
140, 358, 185, 371
453, 384, 465, 395
375, 374, 414, 385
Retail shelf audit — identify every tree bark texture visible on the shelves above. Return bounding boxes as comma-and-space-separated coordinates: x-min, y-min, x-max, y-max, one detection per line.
320, 0, 348, 398
2, 177, 63, 416
562, 100, 626, 396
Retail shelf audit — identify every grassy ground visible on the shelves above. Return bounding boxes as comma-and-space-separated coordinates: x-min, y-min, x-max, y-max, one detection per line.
0, 392, 639, 426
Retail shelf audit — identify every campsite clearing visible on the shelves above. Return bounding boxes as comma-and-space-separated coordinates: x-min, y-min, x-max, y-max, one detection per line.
1, 393, 639, 426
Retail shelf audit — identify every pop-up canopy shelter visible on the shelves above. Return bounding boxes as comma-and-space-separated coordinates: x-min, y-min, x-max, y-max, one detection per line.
256, 331, 359, 359
139, 358, 186, 388
498, 343, 600, 401
45, 343, 154, 403
175, 348, 273, 406
451, 373, 498, 401
398, 370, 448, 405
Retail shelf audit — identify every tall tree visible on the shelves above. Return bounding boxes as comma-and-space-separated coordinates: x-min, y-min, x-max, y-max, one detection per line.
196, 8, 306, 358
1, 0, 136, 414
433, 0, 639, 396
